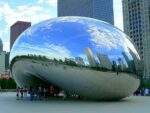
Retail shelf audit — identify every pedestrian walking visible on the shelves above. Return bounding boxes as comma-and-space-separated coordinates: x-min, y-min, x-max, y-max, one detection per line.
16, 88, 20, 100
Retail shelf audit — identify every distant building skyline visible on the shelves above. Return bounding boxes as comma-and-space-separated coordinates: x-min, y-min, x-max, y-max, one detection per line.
10, 21, 31, 50
58, 0, 114, 25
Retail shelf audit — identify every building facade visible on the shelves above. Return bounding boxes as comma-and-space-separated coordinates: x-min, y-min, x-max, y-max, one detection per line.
58, 0, 114, 25
0, 51, 6, 74
10, 21, 31, 50
0, 38, 10, 74
0, 51, 9, 75
123, 0, 150, 77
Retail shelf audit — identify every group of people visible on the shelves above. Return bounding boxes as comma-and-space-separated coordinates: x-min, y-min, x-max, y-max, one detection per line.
134, 88, 150, 96
16, 85, 62, 100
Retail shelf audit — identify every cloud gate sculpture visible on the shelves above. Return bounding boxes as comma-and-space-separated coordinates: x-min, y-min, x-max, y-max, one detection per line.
10, 17, 141, 100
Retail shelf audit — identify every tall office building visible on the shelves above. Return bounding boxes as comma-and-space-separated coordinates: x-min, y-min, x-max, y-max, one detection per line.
0, 51, 10, 74
0, 38, 10, 74
58, 0, 114, 25
10, 21, 31, 50
123, 0, 150, 77
0, 51, 5, 74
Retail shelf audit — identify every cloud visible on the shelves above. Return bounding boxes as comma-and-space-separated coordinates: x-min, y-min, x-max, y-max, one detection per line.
0, 1, 55, 51
87, 24, 123, 50
3, 41, 9, 52
114, 0, 123, 30
1, 3, 52, 26
38, 0, 57, 7
0, 30, 3, 37
114, 13, 123, 30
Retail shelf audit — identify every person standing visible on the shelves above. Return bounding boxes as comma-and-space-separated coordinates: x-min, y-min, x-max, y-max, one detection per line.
20, 88, 24, 99
38, 85, 42, 100
16, 88, 20, 100
50, 85, 54, 97
24, 86, 28, 98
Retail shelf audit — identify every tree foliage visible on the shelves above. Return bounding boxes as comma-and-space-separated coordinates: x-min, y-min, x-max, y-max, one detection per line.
0, 78, 16, 89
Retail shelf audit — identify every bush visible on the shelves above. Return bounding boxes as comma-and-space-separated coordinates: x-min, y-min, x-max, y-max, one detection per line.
141, 80, 150, 88
0, 78, 16, 89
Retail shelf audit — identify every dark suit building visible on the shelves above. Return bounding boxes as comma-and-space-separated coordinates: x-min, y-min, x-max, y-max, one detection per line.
10, 21, 31, 50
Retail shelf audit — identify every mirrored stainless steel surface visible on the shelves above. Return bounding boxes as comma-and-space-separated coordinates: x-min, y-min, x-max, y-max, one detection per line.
10, 17, 141, 100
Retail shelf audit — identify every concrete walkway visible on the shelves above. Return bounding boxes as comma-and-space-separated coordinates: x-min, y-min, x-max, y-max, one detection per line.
0, 92, 150, 113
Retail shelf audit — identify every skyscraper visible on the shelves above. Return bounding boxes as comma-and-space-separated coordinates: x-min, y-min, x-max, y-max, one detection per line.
0, 51, 9, 74
123, 0, 149, 77
10, 21, 31, 50
0, 51, 5, 74
58, 0, 114, 25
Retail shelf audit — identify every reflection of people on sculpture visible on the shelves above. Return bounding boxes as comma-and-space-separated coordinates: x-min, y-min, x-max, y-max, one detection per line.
117, 65, 121, 75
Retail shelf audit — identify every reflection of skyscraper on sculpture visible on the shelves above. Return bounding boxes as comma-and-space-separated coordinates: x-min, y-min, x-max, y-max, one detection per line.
122, 52, 130, 64
128, 48, 142, 75
85, 48, 96, 67
75, 57, 85, 66
112, 60, 117, 71
97, 52, 112, 70
118, 58, 126, 71
122, 52, 136, 73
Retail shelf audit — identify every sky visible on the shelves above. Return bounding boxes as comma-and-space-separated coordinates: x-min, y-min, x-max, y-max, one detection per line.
0, 0, 123, 52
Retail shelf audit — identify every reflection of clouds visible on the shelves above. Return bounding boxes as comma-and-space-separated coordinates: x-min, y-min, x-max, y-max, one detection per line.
86, 23, 140, 60
87, 24, 121, 50
23, 16, 100, 36
11, 16, 141, 66
13, 42, 72, 60
22, 25, 38, 36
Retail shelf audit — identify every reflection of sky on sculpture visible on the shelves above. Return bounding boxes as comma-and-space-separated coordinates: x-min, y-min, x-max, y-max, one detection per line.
10, 17, 140, 66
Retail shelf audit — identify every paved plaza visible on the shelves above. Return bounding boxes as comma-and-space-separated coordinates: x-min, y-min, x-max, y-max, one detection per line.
0, 92, 150, 113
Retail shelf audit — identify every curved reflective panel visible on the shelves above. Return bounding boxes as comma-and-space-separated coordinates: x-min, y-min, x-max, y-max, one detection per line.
10, 17, 141, 100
